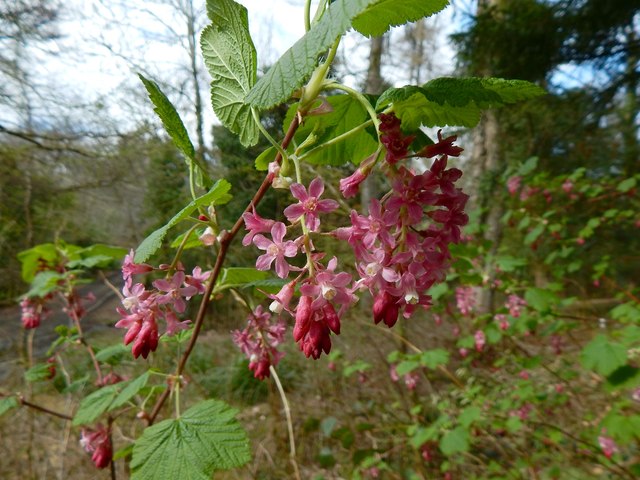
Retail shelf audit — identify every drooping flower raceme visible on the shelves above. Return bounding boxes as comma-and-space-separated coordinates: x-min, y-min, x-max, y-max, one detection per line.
80, 425, 112, 469
116, 257, 210, 359
232, 305, 286, 379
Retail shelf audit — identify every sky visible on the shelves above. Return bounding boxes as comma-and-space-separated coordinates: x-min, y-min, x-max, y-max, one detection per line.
5, 0, 457, 140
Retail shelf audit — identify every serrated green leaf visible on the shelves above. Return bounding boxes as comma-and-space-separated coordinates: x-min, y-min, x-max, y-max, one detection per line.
245, 0, 376, 109
289, 95, 378, 166
23, 271, 66, 298
581, 335, 628, 376
495, 255, 527, 272
439, 427, 469, 456
135, 179, 232, 263
352, 0, 449, 37
0, 397, 19, 417
378, 87, 482, 129
139, 74, 211, 187
201, 0, 258, 147
109, 372, 150, 411
131, 399, 250, 479
73, 385, 119, 426
525, 223, 546, 246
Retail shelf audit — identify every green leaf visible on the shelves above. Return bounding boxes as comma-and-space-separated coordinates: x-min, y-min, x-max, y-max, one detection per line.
131, 399, 250, 479
420, 349, 450, 369
95, 343, 130, 364
524, 223, 545, 246
139, 74, 211, 187
617, 177, 637, 193
287, 95, 378, 166
377, 87, 481, 129
215, 267, 271, 291
458, 407, 481, 429
135, 179, 232, 263
439, 427, 469, 456
517, 156, 539, 176
0, 397, 19, 417
245, 0, 376, 109
524, 288, 558, 313
581, 335, 628, 376
23, 271, 67, 298
24, 363, 54, 382
352, 0, 449, 37
396, 360, 420, 376
495, 255, 527, 272
377, 77, 544, 129
109, 372, 150, 411
73, 385, 119, 426
255, 146, 276, 171
201, 0, 258, 147
17, 243, 59, 282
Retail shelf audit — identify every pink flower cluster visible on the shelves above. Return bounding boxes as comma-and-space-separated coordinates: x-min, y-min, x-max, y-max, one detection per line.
116, 251, 210, 358
237, 113, 466, 370
598, 431, 618, 459
455, 286, 476, 316
20, 297, 49, 329
80, 425, 112, 469
505, 294, 527, 317
232, 305, 286, 379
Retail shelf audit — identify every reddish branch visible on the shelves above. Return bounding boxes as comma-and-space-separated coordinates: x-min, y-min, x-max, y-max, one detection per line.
147, 115, 301, 424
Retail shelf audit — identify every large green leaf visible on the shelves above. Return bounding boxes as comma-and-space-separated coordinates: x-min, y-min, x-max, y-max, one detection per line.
72, 385, 119, 426
245, 0, 376, 109
201, 0, 258, 147
286, 95, 378, 166
581, 335, 628, 376
131, 399, 251, 479
135, 179, 232, 263
377, 77, 545, 129
352, 0, 449, 37
139, 74, 211, 187
17, 243, 59, 282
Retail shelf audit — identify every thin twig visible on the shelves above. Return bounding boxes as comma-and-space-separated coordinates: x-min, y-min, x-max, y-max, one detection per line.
3, 393, 74, 420
270, 366, 301, 480
147, 116, 301, 425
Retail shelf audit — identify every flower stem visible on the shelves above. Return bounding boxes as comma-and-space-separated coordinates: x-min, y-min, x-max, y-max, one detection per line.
269, 366, 301, 480
326, 82, 380, 133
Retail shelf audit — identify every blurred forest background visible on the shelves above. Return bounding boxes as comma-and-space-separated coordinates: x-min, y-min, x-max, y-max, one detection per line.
1, 0, 639, 478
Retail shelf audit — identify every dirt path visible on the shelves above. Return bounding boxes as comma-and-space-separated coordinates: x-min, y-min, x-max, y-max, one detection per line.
0, 273, 124, 382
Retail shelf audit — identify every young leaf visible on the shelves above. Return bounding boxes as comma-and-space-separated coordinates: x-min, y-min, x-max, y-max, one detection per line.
24, 363, 54, 382
245, 0, 376, 110
0, 397, 19, 417
352, 0, 449, 37
201, 0, 258, 147
581, 335, 628, 376
138, 74, 211, 187
109, 371, 150, 411
72, 385, 119, 426
134, 179, 232, 263
286, 95, 378, 166
130, 399, 251, 479
23, 271, 67, 298
17, 243, 59, 282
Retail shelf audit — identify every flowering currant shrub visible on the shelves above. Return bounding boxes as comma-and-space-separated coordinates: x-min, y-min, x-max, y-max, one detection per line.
20, 1, 640, 479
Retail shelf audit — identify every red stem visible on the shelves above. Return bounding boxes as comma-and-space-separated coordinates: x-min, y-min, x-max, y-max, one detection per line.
147, 115, 301, 425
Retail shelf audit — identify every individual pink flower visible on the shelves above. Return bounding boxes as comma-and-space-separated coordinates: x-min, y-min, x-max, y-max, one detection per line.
185, 266, 211, 294
562, 179, 573, 193
404, 371, 419, 390
598, 431, 618, 459
153, 271, 198, 313
631, 387, 640, 402
283, 177, 339, 231
80, 425, 112, 469
506, 294, 527, 318
459, 347, 469, 358
199, 226, 216, 246
253, 222, 298, 278
455, 286, 476, 316
339, 152, 377, 198
507, 176, 521, 195
242, 208, 275, 247
122, 249, 153, 283
268, 281, 296, 314
474, 330, 486, 352
373, 290, 400, 328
